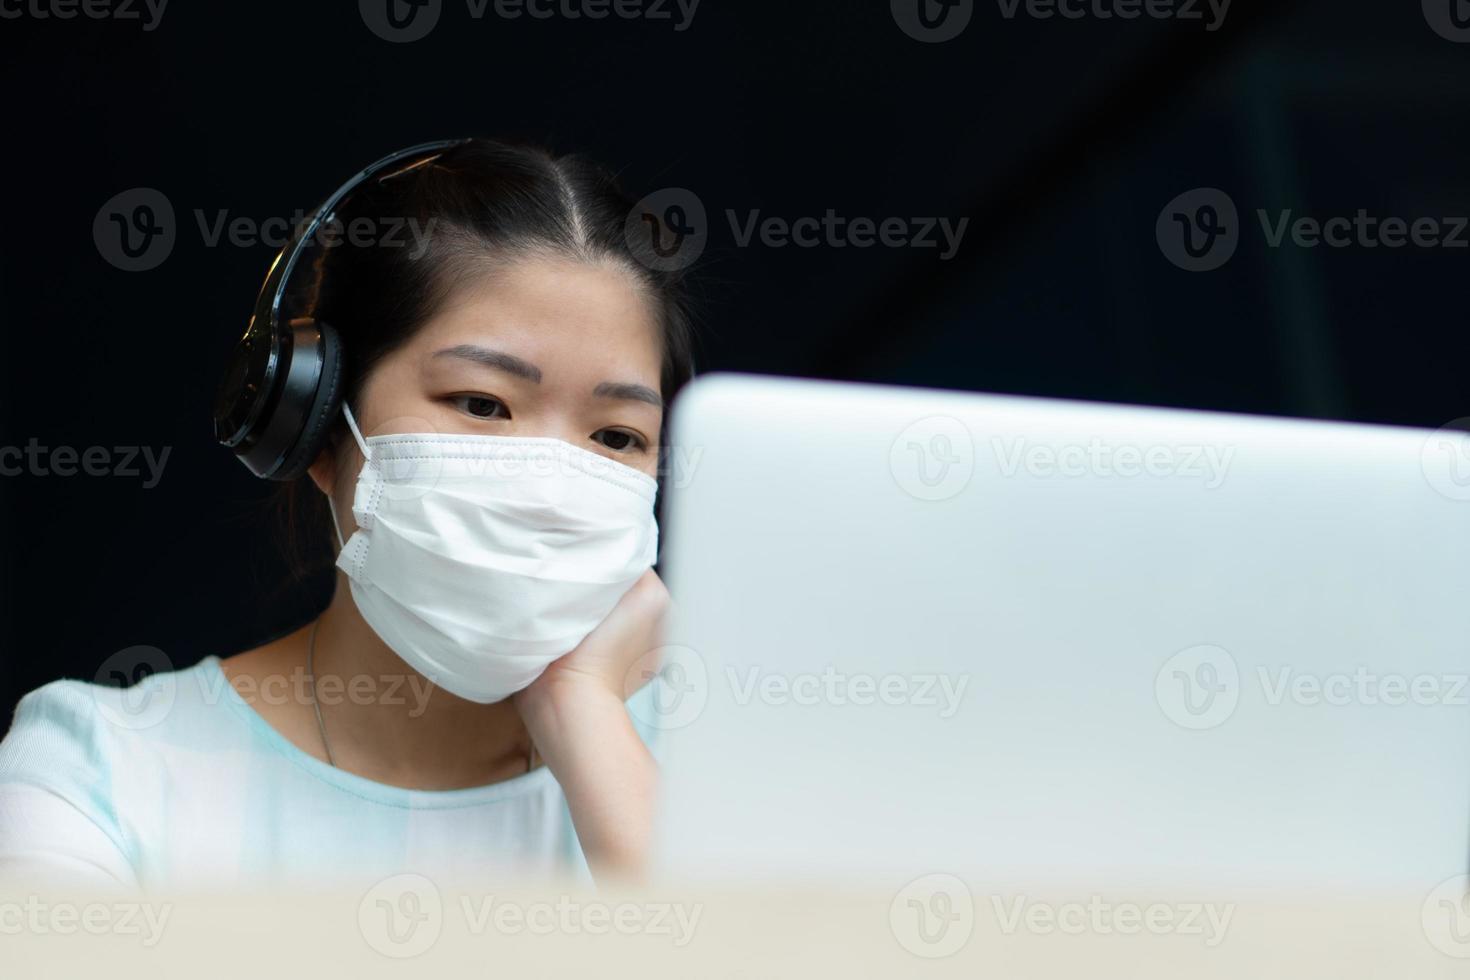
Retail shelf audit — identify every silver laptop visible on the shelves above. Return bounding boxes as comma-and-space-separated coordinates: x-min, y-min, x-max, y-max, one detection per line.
646, 373, 1470, 891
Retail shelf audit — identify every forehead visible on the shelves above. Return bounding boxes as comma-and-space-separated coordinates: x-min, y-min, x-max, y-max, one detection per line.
406, 254, 664, 384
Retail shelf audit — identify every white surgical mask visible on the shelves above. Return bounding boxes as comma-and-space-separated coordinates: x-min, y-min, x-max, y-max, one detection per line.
329, 405, 660, 704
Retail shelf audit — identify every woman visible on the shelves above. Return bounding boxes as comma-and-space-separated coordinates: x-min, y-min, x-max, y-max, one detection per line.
0, 138, 696, 889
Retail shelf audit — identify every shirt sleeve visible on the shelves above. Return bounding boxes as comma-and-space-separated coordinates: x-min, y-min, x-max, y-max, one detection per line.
0, 681, 138, 888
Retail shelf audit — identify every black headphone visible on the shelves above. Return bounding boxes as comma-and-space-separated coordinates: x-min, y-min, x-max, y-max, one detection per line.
212, 139, 470, 481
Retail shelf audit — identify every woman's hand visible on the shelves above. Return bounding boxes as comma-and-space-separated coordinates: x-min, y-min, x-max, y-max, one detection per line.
513, 569, 671, 881
520, 569, 671, 708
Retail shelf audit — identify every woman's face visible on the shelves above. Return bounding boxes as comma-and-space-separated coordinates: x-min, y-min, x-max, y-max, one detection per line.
315, 253, 665, 510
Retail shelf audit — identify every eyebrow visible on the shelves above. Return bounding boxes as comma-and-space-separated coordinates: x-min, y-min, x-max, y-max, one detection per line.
433, 345, 662, 409
594, 381, 663, 409
433, 345, 541, 382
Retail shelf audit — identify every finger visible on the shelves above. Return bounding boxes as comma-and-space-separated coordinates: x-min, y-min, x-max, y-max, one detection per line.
601, 571, 672, 698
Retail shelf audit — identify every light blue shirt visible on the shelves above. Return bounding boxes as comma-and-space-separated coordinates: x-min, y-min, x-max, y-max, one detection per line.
0, 655, 656, 890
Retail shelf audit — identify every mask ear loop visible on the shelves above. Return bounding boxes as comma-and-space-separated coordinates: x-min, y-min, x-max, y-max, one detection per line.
328, 404, 374, 551
342, 402, 373, 460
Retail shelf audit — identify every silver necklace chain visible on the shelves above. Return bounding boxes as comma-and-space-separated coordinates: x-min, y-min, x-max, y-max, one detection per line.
306, 618, 336, 767
305, 618, 536, 773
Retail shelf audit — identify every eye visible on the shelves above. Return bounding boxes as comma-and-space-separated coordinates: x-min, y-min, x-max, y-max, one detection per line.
452, 394, 510, 420
593, 428, 647, 453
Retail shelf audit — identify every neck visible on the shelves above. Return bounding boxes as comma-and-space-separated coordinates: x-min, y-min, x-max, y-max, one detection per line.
305, 572, 535, 790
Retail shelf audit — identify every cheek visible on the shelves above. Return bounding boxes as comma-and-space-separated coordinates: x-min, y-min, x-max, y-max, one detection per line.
351, 351, 430, 426
633, 452, 660, 479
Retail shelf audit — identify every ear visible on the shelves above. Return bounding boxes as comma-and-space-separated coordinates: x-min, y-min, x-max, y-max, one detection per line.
306, 443, 338, 498
307, 430, 359, 551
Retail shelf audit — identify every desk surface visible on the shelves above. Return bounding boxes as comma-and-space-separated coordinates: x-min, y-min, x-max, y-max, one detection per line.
2, 877, 1465, 978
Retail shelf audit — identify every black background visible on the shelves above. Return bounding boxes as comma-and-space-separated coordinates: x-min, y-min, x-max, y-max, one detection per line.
2, 0, 1466, 717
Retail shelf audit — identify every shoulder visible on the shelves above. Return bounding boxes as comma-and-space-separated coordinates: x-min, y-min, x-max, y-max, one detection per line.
0, 676, 116, 784
0, 667, 187, 887
0, 675, 139, 879
0, 656, 230, 788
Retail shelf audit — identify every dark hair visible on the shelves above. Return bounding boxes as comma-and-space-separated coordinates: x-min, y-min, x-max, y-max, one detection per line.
277, 137, 698, 580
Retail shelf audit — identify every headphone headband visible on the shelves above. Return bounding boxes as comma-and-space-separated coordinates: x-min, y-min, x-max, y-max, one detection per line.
213, 139, 470, 479
253, 139, 468, 352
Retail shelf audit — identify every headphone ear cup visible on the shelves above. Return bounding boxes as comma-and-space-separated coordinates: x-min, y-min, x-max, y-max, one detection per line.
273, 320, 344, 482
